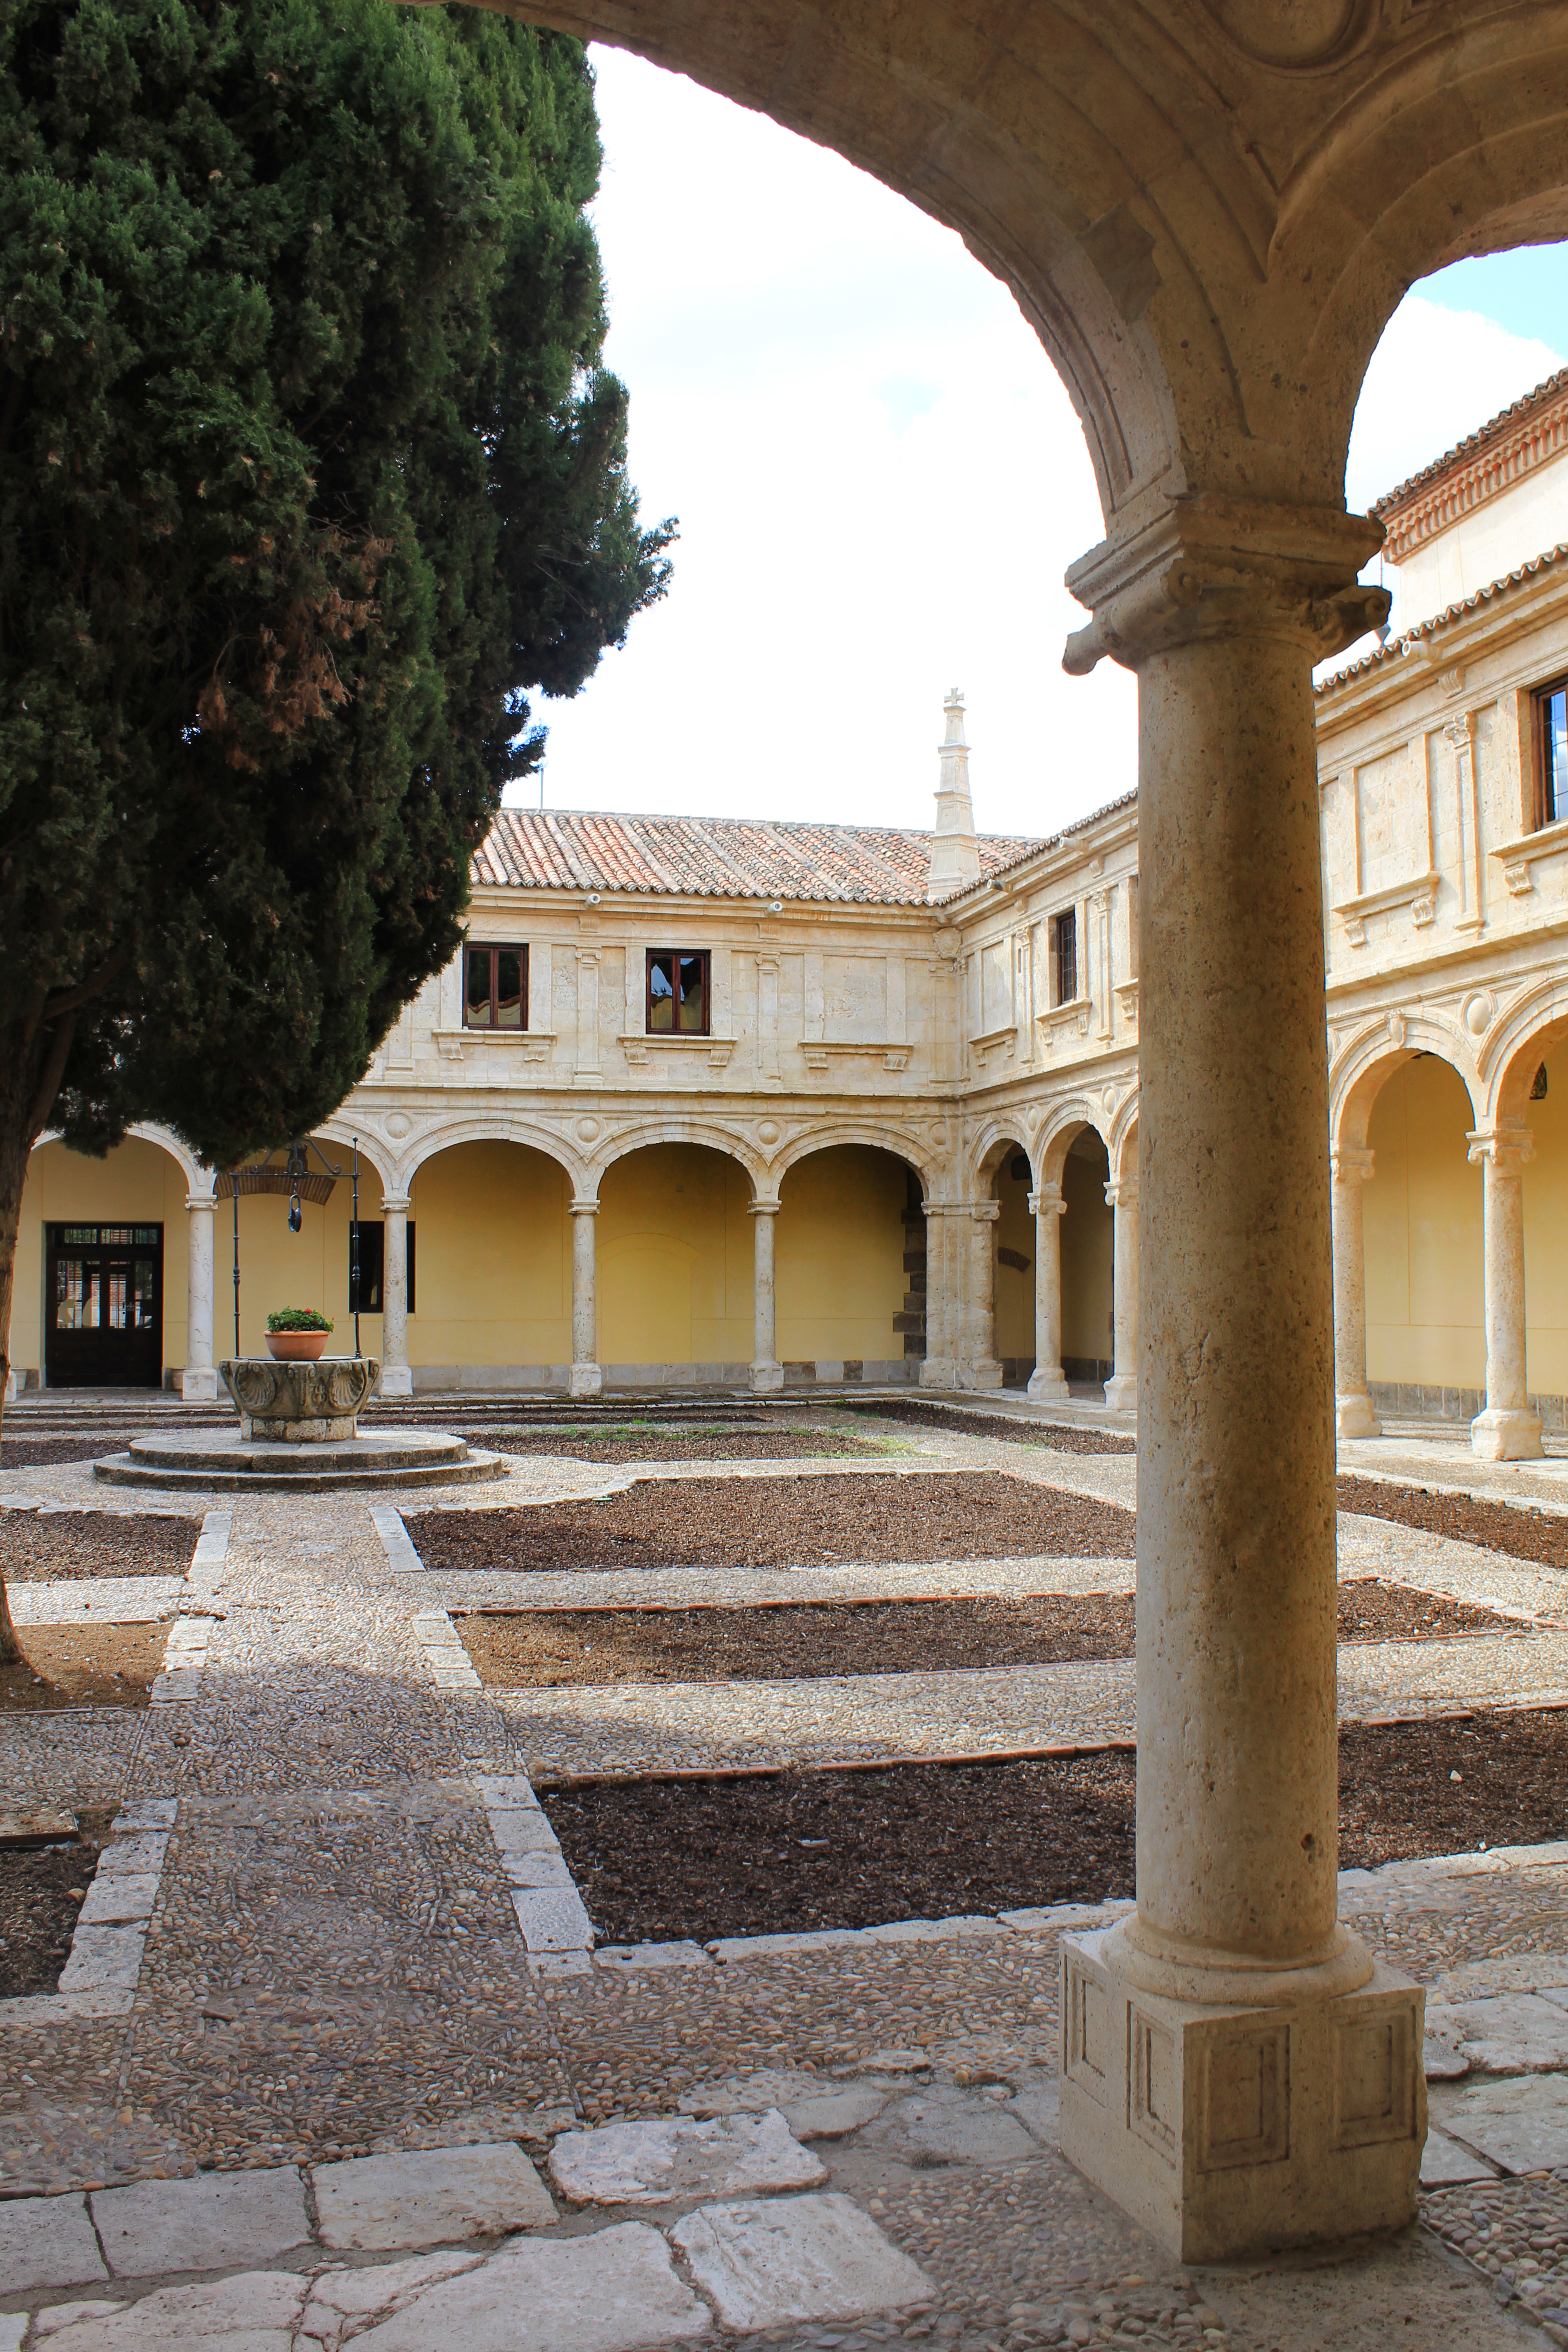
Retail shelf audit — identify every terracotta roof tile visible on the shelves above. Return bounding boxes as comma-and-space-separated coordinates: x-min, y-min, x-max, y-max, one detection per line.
472, 809, 1042, 904
1314, 543, 1568, 694
1371, 368, 1568, 519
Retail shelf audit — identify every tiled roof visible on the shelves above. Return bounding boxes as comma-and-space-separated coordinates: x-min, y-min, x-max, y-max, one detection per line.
472, 809, 1042, 904
1314, 543, 1568, 694
1372, 368, 1568, 524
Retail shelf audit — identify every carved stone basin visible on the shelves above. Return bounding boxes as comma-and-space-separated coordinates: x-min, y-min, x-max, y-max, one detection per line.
219, 1355, 380, 1442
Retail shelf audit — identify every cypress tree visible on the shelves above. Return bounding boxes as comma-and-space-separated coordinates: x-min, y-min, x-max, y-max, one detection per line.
0, 0, 672, 1653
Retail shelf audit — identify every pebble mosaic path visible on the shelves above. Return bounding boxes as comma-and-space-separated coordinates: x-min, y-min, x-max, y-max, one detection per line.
0, 1395, 1564, 2348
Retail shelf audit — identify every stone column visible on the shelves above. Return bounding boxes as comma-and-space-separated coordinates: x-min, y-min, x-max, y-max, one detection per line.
1102, 1177, 1138, 1411
181, 1191, 218, 1405
1055, 505, 1422, 2261
379, 1194, 412, 1400
1026, 1183, 1069, 1401
961, 1201, 1003, 1389
1469, 1127, 1543, 1460
918, 1203, 960, 1388
569, 1198, 603, 1399
1331, 1147, 1380, 1440
749, 1199, 784, 1393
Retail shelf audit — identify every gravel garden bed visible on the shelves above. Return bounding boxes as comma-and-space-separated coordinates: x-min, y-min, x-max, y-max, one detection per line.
409, 1472, 1136, 1573
544, 1704, 1568, 1941
0, 1621, 169, 1709
459, 1424, 892, 1463
846, 1399, 1137, 1457
0, 1436, 138, 1468
0, 1808, 111, 1998
457, 1578, 1513, 1687
1338, 1473, 1568, 1575
0, 1508, 200, 1582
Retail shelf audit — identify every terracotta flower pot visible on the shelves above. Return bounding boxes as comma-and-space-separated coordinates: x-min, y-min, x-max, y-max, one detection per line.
266, 1331, 329, 1362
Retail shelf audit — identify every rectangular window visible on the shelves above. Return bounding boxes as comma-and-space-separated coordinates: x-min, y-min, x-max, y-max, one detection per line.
1536, 680, 1568, 830
1050, 909, 1078, 1008
347, 1221, 415, 1314
647, 950, 710, 1034
463, 943, 528, 1029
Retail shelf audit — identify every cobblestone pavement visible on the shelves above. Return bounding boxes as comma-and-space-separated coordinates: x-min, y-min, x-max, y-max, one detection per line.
2, 1398, 1567, 2347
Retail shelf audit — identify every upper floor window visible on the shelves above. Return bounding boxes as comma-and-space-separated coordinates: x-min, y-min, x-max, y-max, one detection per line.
1049, 908, 1078, 1008
464, 943, 527, 1029
647, 950, 710, 1034
1536, 678, 1568, 830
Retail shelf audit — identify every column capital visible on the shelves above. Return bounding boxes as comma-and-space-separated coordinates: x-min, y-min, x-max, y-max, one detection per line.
1328, 1147, 1375, 1186
747, 1198, 782, 1217
1105, 1179, 1138, 1210
970, 1200, 1002, 1223
569, 1196, 601, 1216
1467, 1125, 1535, 1173
1028, 1186, 1066, 1218
1063, 494, 1387, 677
381, 1193, 412, 1215
185, 1191, 216, 1214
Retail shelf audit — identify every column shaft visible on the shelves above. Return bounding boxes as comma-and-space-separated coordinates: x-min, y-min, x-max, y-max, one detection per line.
182, 1194, 218, 1404
750, 1201, 783, 1393
1026, 1185, 1069, 1401
380, 1195, 412, 1400
570, 1201, 603, 1399
1331, 1149, 1380, 1439
1102, 1179, 1138, 1411
1470, 1130, 1542, 1459
962, 1204, 1002, 1390
919, 1206, 958, 1387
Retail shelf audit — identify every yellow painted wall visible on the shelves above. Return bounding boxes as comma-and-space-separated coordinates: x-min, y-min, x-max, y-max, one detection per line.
1523, 1040, 1568, 1392
408, 1142, 568, 1368
1061, 1132, 1113, 1363
14, 1137, 192, 1383
599, 1145, 752, 1365
993, 1151, 1036, 1362
776, 1146, 909, 1364
1364, 1057, 1484, 1386
216, 1146, 386, 1362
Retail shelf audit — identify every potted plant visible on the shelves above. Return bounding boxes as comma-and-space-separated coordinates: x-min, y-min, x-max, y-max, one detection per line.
266, 1308, 334, 1363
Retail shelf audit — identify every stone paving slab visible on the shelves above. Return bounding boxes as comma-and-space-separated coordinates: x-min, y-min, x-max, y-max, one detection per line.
7, 1577, 186, 1625
90, 2164, 311, 2276
549, 2108, 826, 2204
0, 2191, 107, 2292
1431, 2073, 1568, 2171
671, 2190, 932, 2329
311, 2141, 557, 2249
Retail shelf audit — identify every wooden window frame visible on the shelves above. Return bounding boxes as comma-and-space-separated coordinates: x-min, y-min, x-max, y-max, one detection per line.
645, 948, 711, 1036
463, 942, 529, 1030
1533, 676, 1568, 833
1050, 907, 1078, 1008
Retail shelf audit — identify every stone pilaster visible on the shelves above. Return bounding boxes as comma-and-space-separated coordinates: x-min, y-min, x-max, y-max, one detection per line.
960, 1200, 1003, 1390
1468, 1126, 1543, 1460
1330, 1147, 1380, 1439
1102, 1177, 1138, 1411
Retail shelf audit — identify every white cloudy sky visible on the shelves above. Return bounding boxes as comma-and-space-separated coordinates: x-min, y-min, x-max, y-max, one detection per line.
518, 46, 1568, 843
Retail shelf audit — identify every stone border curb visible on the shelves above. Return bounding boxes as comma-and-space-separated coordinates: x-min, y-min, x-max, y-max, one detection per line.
151, 1506, 230, 1704
411, 1609, 481, 1690
474, 1773, 595, 1967
3, 1799, 177, 2022
370, 1504, 424, 1575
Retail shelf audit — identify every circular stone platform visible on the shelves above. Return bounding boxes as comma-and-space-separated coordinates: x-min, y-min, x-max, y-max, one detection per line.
93, 1429, 505, 1492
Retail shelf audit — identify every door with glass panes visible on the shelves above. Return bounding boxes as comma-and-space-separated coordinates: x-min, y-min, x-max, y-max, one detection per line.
44, 1225, 163, 1388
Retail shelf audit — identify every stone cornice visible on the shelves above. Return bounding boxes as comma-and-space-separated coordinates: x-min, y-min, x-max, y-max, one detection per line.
1375, 372, 1568, 565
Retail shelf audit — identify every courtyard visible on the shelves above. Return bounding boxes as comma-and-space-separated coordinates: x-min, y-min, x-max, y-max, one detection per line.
0, 1390, 1566, 2349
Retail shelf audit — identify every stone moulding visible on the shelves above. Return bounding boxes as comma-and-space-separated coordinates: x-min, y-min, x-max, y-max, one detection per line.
219, 1355, 381, 1442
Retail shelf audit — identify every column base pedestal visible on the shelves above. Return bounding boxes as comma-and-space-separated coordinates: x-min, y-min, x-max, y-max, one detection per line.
377, 1365, 413, 1401
1026, 1366, 1070, 1403
959, 1359, 1004, 1391
750, 1360, 784, 1394
1335, 1390, 1381, 1440
180, 1367, 219, 1406
1058, 1926, 1425, 2262
1470, 1404, 1544, 1460
569, 1362, 604, 1400
1102, 1375, 1137, 1411
919, 1359, 957, 1389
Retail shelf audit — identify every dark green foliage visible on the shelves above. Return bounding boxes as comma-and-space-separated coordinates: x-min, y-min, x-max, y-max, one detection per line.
0, 0, 671, 1174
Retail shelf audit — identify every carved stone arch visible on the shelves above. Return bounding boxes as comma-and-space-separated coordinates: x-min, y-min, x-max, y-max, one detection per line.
1034, 1099, 1111, 1187
588, 1117, 769, 1204
1108, 1107, 1140, 1192
970, 1124, 1034, 1195
771, 1122, 940, 1200
1477, 977, 1568, 1129
1330, 1015, 1481, 1156
123, 1120, 208, 1193
312, 1121, 397, 1194
396, 1115, 588, 1200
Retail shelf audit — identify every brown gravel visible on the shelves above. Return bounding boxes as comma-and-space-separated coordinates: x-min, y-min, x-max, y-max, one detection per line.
0, 1622, 169, 1710
1338, 1473, 1568, 1575
0, 1437, 136, 1468
0, 1508, 200, 1583
544, 1704, 1568, 1941
409, 1472, 1135, 1573
847, 1398, 1137, 1457
0, 1810, 110, 1998
456, 1578, 1513, 1688
461, 1425, 890, 1463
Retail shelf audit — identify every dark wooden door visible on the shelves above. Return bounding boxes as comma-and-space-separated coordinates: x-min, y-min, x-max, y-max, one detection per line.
44, 1224, 163, 1389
